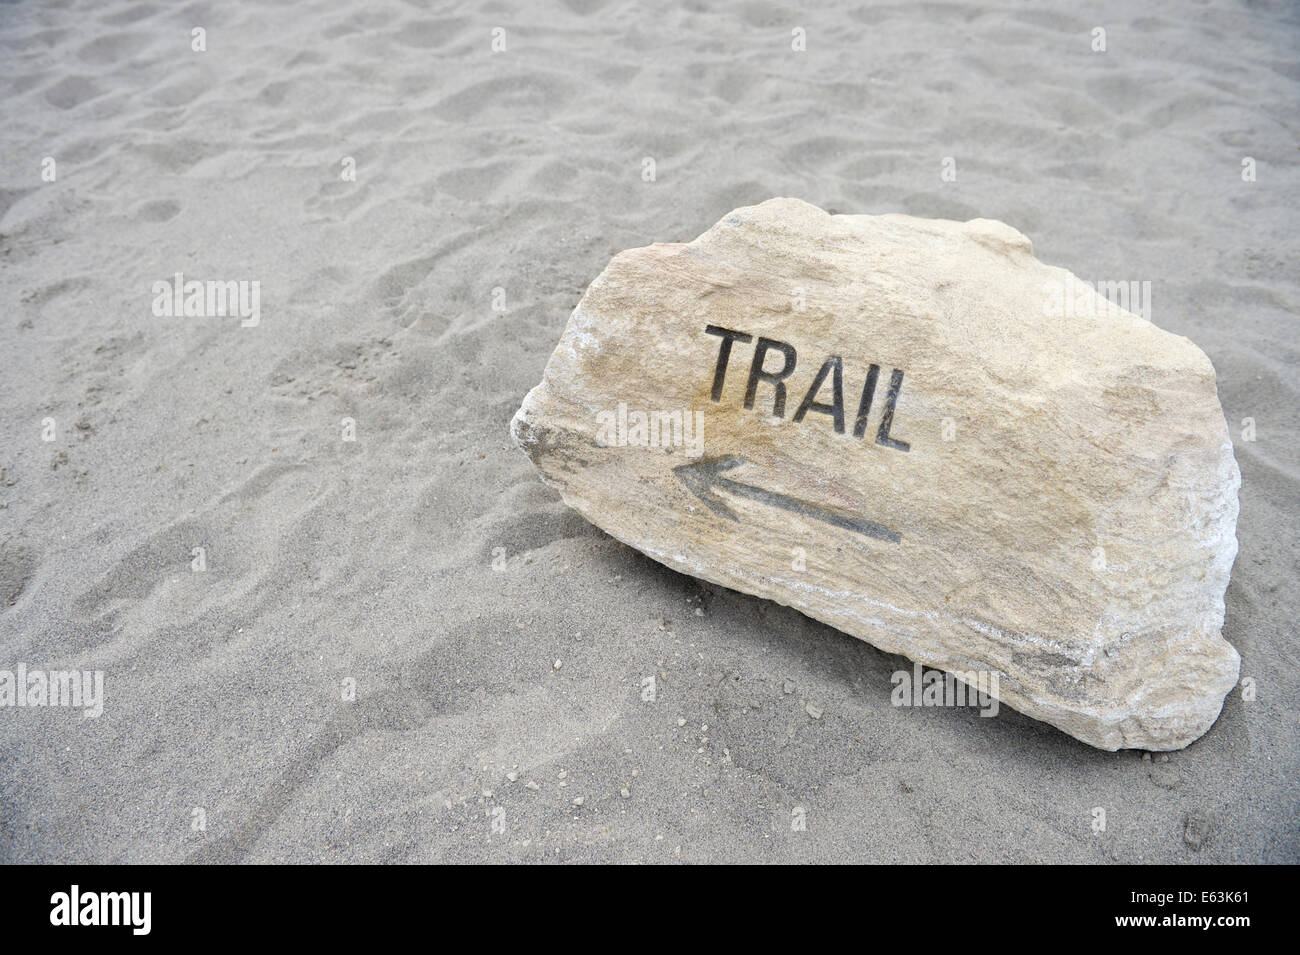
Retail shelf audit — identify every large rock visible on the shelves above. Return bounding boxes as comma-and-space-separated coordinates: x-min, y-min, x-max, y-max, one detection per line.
511, 198, 1241, 751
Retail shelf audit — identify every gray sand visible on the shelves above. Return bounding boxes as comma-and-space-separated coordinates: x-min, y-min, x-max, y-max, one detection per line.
1, 0, 1296, 863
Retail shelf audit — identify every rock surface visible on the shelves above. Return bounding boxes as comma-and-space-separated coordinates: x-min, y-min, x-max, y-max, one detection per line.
511, 198, 1241, 751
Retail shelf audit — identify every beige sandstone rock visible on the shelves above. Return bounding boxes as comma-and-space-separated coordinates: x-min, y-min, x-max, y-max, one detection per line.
511, 198, 1241, 751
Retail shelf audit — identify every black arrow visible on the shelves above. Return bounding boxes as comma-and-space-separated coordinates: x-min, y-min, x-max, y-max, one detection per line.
672, 455, 901, 544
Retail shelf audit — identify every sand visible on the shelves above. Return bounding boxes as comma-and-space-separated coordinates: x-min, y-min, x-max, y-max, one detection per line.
0, 0, 1296, 863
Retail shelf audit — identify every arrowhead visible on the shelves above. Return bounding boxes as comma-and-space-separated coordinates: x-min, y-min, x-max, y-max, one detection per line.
672, 456, 744, 521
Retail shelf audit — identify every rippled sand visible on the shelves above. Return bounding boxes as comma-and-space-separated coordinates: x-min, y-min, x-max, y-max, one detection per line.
1, 0, 1296, 862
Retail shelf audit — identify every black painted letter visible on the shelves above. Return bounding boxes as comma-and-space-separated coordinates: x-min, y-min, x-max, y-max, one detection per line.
852, 363, 881, 439
743, 337, 797, 418
792, 356, 845, 433
875, 368, 910, 452
704, 325, 753, 402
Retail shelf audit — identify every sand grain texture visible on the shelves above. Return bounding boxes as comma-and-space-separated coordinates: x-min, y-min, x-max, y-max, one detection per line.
0, 0, 1296, 863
